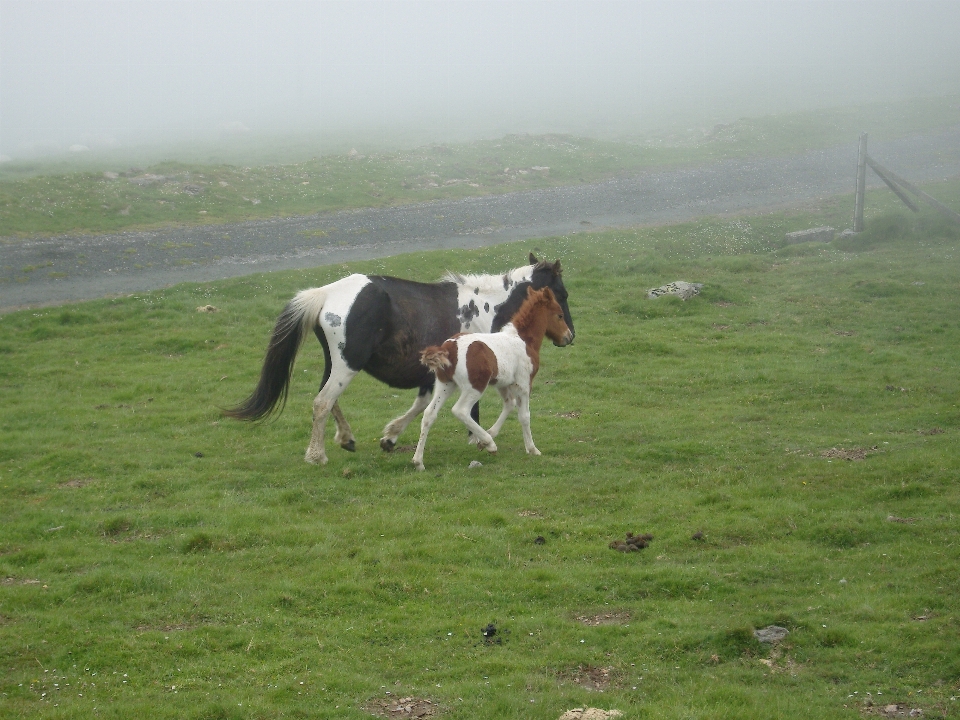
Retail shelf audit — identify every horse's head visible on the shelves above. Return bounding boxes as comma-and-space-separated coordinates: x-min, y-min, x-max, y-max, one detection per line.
529, 253, 575, 344
527, 286, 574, 347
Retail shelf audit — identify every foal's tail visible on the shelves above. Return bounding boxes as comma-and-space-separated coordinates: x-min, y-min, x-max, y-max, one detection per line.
420, 344, 457, 384
224, 287, 329, 421
420, 345, 451, 373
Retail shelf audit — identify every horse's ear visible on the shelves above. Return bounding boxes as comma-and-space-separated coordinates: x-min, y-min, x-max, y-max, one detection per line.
553, 260, 562, 275
526, 285, 537, 298
529, 252, 539, 265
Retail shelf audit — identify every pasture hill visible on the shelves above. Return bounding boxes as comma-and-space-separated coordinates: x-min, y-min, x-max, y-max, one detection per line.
1, 173, 959, 718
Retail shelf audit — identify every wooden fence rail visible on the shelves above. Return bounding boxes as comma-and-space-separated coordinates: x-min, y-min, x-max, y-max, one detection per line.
853, 133, 960, 229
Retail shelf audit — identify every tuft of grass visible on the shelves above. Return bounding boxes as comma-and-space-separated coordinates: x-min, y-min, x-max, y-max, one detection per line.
1, 181, 960, 717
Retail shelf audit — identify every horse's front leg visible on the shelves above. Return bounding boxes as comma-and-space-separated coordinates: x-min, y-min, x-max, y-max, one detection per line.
381, 384, 432, 451
486, 386, 517, 440
306, 366, 358, 465
516, 386, 540, 456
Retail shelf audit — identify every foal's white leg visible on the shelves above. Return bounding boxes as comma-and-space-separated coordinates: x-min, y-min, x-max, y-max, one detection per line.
306, 365, 358, 465
412, 382, 455, 471
381, 390, 432, 451
486, 386, 517, 440
516, 386, 540, 456
451, 389, 497, 453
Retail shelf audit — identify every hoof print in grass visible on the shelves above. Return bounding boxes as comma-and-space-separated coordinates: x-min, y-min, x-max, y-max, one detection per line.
534, 535, 546, 545
194, 451, 204, 458
692, 530, 705, 541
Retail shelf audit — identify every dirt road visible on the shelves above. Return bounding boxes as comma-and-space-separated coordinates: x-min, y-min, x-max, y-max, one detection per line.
3, 127, 959, 312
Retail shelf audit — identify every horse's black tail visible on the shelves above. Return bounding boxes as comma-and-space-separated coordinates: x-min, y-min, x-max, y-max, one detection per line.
224, 286, 329, 421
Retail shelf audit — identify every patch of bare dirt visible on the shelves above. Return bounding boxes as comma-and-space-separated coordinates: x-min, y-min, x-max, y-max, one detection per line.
558, 709, 623, 720
886, 515, 918, 524
573, 611, 631, 626
59, 477, 94, 488
559, 665, 618, 692
557, 411, 581, 419
518, 509, 544, 518
821, 446, 876, 461
366, 696, 439, 718
859, 699, 926, 717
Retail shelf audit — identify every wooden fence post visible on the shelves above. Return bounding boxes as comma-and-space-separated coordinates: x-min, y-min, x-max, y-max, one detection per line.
854, 132, 868, 232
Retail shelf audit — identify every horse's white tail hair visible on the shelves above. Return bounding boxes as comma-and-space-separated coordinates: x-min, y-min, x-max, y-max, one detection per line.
276, 286, 329, 344
420, 346, 451, 373
225, 285, 330, 421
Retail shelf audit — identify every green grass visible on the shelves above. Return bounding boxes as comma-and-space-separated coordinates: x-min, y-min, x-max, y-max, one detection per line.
2, 93, 958, 237
2, 181, 960, 718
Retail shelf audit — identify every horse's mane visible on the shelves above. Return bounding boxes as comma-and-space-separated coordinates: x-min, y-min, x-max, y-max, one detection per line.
441, 262, 533, 292
507, 288, 552, 333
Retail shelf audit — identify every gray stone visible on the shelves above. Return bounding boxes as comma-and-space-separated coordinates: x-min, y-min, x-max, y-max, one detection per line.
647, 281, 703, 300
839, 229, 858, 239
754, 625, 790, 643
785, 226, 835, 244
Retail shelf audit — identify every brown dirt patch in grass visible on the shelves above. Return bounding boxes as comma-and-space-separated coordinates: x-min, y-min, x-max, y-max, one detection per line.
820, 446, 875, 461
573, 611, 631, 626
59, 477, 94, 488
859, 700, 926, 717
365, 696, 439, 718
559, 665, 618, 692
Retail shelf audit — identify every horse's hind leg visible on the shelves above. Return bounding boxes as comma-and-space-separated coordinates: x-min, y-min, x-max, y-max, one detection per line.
451, 390, 497, 453
412, 381, 455, 471
306, 365, 358, 465
331, 402, 356, 452
381, 384, 432, 451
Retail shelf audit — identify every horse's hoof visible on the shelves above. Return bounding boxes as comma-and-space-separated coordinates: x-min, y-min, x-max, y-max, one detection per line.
528, 447, 541, 456
304, 453, 328, 466
412, 460, 425, 471
380, 438, 396, 452
341, 439, 356, 452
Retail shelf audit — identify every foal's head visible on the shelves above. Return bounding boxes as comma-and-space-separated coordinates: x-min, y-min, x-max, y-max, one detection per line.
515, 286, 574, 347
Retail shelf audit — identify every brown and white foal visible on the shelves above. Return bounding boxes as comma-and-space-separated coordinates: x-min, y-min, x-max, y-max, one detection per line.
411, 286, 574, 471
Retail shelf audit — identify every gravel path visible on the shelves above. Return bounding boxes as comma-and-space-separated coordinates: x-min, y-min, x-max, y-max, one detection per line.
3, 127, 960, 312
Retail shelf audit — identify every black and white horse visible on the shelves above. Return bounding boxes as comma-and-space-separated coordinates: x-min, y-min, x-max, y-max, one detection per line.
226, 254, 574, 465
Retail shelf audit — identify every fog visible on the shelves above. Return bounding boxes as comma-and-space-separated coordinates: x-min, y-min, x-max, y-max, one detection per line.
2, 0, 960, 161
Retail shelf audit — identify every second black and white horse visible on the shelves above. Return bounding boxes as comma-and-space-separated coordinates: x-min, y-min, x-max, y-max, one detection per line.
226, 254, 575, 465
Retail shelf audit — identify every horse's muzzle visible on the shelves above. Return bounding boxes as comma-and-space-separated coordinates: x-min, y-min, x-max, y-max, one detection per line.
554, 331, 575, 347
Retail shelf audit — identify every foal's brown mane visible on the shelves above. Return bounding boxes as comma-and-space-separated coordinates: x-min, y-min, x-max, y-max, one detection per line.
509, 287, 556, 340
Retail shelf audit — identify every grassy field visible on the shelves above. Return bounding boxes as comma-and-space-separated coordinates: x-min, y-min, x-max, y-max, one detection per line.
1, 94, 958, 238
2, 180, 960, 719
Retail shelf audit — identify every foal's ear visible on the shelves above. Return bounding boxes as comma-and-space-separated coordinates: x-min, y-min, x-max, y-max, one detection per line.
526, 285, 537, 299
553, 260, 562, 275
529, 252, 539, 265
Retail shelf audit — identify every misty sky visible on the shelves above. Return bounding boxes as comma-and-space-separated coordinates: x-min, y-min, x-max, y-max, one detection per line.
2, 0, 959, 157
